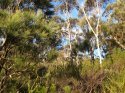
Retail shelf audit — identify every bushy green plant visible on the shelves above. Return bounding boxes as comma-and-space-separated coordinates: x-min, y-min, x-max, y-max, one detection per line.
50, 84, 56, 93
47, 49, 58, 62
63, 86, 71, 93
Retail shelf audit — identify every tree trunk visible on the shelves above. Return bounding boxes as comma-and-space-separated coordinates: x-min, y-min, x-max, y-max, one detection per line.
96, 35, 102, 64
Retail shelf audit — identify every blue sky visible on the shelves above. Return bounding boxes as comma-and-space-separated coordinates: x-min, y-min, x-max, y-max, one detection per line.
52, 0, 81, 19
52, 0, 116, 19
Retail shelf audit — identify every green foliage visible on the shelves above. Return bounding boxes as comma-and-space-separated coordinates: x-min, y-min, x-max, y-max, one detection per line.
50, 84, 56, 93
78, 39, 91, 52
40, 86, 47, 93
0, 9, 61, 93
37, 66, 47, 77
0, 0, 125, 92
1, 47, 125, 92
47, 49, 58, 62
63, 86, 71, 93
0, 0, 14, 9
33, 0, 54, 16
51, 63, 81, 80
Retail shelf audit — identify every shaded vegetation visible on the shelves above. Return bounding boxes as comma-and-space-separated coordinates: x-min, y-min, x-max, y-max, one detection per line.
0, 0, 125, 93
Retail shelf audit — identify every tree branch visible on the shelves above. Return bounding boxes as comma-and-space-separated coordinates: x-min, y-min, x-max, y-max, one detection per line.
81, 6, 96, 36
113, 37, 125, 50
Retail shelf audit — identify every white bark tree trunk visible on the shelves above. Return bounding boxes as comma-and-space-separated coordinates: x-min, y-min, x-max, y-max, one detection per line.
81, 1, 102, 65
96, 35, 102, 64
64, 1, 72, 59
67, 19, 72, 58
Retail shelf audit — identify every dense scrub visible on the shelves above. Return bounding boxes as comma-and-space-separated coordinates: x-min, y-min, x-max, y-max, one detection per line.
0, 48, 125, 93
0, 0, 125, 93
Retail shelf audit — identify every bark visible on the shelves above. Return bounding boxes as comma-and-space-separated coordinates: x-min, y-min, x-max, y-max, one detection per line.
96, 35, 102, 64
81, 1, 102, 65
113, 37, 125, 50
64, 1, 72, 60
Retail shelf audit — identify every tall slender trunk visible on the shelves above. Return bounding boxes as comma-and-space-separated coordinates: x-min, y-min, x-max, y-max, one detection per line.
96, 35, 102, 64
67, 19, 72, 58
65, 1, 72, 60
81, 1, 102, 65
90, 47, 95, 64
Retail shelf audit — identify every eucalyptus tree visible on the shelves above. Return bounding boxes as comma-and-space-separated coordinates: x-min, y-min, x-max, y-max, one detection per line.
78, 0, 111, 65
104, 0, 125, 50
54, 0, 78, 61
